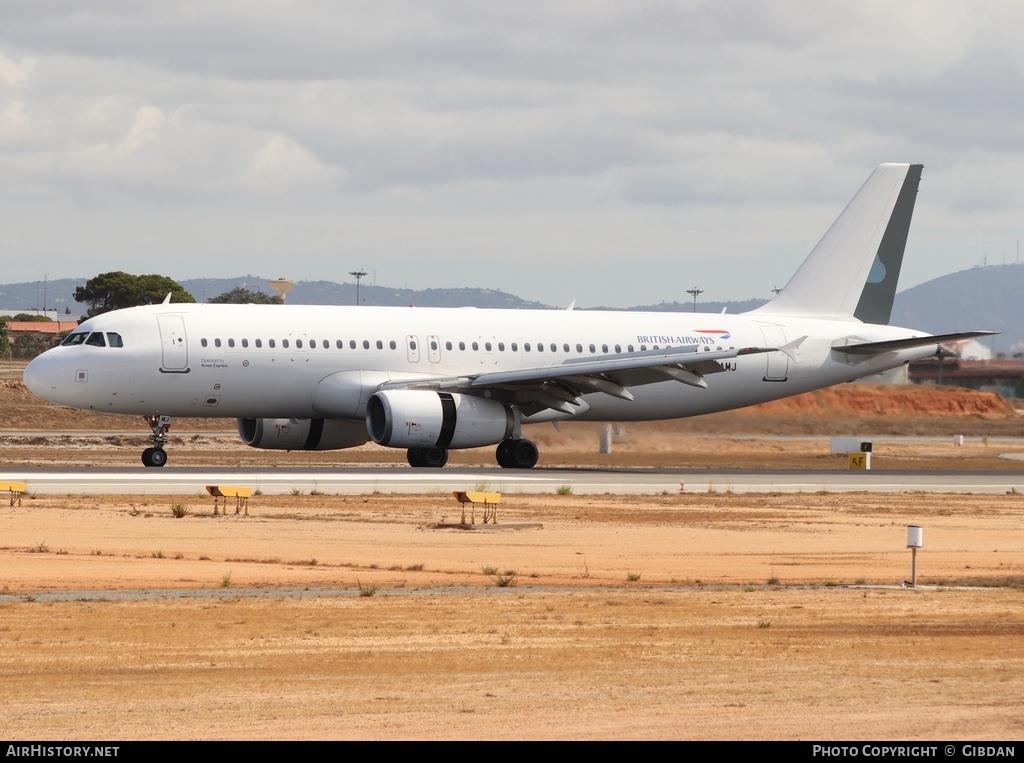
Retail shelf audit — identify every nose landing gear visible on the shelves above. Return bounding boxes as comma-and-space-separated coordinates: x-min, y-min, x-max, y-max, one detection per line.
141, 414, 172, 467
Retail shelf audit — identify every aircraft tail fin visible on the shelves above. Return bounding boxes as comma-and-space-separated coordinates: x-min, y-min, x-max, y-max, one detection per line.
752, 163, 922, 324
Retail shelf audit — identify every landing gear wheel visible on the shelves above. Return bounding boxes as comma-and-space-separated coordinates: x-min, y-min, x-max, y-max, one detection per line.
422, 447, 448, 468
496, 438, 539, 469
142, 447, 167, 467
407, 447, 449, 468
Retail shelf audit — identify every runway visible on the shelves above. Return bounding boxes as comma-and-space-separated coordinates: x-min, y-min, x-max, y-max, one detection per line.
2, 465, 1024, 495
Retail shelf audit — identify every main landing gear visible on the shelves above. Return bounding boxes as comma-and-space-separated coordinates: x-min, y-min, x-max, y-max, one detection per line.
405, 438, 540, 469
141, 414, 172, 468
496, 438, 539, 469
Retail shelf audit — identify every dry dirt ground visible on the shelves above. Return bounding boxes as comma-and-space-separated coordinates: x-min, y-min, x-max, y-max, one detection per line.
2, 370, 1024, 740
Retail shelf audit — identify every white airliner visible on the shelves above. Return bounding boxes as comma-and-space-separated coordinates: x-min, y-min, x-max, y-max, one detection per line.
24, 163, 989, 469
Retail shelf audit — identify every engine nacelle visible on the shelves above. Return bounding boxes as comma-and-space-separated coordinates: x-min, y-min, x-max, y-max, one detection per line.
237, 418, 368, 451
366, 390, 514, 449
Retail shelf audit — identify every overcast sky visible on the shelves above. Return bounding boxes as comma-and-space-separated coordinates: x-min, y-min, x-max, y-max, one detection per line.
2, 1, 1022, 307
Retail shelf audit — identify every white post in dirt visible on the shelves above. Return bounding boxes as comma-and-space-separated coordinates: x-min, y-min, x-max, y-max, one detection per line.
599, 424, 613, 454
906, 525, 923, 587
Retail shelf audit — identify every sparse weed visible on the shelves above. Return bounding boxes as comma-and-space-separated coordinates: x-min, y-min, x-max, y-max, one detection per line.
151, 550, 165, 559
127, 505, 141, 517
482, 565, 499, 576
253, 488, 263, 496
474, 480, 491, 492
767, 575, 780, 586
290, 488, 304, 496
220, 572, 232, 588
757, 619, 772, 629
31, 541, 49, 554
495, 572, 517, 588
170, 502, 190, 518
406, 563, 425, 571
556, 484, 573, 496
357, 579, 379, 597
626, 571, 641, 582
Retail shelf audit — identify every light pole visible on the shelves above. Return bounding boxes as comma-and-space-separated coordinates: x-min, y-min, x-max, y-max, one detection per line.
349, 270, 367, 306
686, 287, 703, 313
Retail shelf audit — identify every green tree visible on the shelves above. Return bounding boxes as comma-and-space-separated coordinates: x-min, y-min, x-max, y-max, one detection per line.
207, 286, 283, 305
0, 318, 9, 357
74, 272, 195, 317
12, 313, 53, 322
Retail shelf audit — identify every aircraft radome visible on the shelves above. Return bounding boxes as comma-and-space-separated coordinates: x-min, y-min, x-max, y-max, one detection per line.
24, 164, 991, 469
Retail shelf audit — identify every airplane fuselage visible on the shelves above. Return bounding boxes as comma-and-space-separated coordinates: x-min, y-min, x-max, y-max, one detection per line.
25, 302, 935, 424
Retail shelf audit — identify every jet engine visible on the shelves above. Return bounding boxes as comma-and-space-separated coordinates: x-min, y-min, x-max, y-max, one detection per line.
237, 418, 368, 451
366, 390, 514, 449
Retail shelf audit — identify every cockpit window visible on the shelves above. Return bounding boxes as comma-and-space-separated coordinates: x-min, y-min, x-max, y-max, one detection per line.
106, 332, 124, 348
61, 332, 89, 346
85, 332, 106, 347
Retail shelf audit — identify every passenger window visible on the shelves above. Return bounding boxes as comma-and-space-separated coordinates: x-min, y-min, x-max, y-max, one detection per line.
602, 344, 608, 353
459, 342, 466, 351
241, 339, 249, 348
511, 342, 518, 351
484, 342, 491, 351
106, 333, 124, 348
640, 345, 646, 351
563, 343, 570, 353
269, 339, 276, 348
350, 340, 356, 349
498, 342, 505, 351
391, 340, 397, 350
589, 344, 595, 353
430, 340, 438, 351
363, 340, 370, 350
296, 339, 303, 348
309, 340, 316, 349
615, 344, 621, 353
85, 332, 106, 347
550, 343, 556, 353
200, 338, 208, 348
537, 343, 544, 352
376, 340, 383, 350
256, 339, 262, 348
445, 341, 452, 351
337, 340, 343, 349
228, 339, 235, 348
409, 340, 417, 350
524, 343, 531, 352
214, 338, 222, 348
283, 339, 290, 348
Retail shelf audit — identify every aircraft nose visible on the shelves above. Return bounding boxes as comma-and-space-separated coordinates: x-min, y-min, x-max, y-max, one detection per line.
23, 352, 61, 401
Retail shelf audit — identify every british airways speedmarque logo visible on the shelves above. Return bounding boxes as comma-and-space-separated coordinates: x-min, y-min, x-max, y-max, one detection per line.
635, 329, 732, 344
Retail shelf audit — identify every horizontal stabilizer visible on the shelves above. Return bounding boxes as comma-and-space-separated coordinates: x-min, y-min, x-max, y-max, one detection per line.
834, 331, 997, 356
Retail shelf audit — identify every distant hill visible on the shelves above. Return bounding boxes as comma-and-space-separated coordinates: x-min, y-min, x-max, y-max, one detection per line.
889, 264, 1024, 354
0, 267, 1015, 350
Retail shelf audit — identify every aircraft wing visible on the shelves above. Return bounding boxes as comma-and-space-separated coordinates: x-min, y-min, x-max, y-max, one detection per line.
834, 331, 997, 356
379, 343, 785, 415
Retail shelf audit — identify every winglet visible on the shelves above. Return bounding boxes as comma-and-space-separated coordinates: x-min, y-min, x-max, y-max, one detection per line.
162, 292, 172, 305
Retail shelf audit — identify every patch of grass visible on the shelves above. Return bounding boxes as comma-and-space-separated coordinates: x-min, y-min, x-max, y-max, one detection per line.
482, 565, 499, 576
290, 488, 304, 496
253, 488, 263, 496
405, 563, 425, 571
495, 570, 518, 588
151, 550, 165, 559
474, 480, 491, 492
127, 505, 141, 517
31, 541, 49, 554
356, 579, 379, 597
556, 484, 573, 496
220, 572, 232, 588
626, 571, 641, 582
757, 619, 772, 629
170, 502, 190, 518
767, 575, 780, 586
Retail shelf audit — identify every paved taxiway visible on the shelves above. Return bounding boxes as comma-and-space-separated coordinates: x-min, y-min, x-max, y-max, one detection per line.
2, 466, 1023, 495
